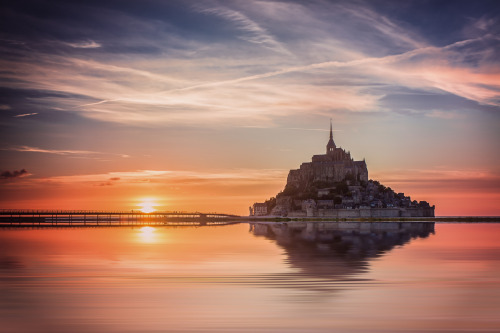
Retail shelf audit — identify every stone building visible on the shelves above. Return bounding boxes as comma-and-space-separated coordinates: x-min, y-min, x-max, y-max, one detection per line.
252, 203, 268, 216
286, 120, 368, 188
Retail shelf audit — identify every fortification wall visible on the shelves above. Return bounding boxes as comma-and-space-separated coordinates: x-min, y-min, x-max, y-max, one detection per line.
288, 206, 435, 218
283, 221, 434, 232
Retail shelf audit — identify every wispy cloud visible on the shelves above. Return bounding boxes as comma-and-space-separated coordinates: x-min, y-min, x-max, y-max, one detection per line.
4, 146, 102, 155
338, 5, 426, 50
13, 113, 38, 118
160, 34, 498, 101
3, 146, 130, 158
24, 169, 288, 187
196, 5, 290, 54
239, 125, 332, 132
64, 40, 101, 48
66, 35, 498, 125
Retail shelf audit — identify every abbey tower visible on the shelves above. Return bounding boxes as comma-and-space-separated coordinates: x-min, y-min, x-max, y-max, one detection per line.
286, 120, 368, 189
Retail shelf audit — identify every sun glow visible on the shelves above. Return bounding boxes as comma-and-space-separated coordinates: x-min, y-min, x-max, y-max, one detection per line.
137, 198, 158, 213
137, 226, 156, 243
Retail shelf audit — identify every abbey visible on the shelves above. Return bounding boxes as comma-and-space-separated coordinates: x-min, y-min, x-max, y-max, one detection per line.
287, 120, 368, 188
250, 120, 435, 218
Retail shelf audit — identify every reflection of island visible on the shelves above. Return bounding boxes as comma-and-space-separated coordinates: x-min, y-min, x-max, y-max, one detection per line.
250, 221, 435, 279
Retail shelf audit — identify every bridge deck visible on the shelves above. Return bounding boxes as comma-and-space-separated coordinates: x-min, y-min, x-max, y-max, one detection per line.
0, 210, 241, 227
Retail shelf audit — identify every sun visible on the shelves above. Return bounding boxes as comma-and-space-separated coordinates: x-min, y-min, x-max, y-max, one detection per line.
138, 198, 158, 213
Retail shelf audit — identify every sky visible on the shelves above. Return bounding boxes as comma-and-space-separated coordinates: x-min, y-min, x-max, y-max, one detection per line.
0, 0, 499, 216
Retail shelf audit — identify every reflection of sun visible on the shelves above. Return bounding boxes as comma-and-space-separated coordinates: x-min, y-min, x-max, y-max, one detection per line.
138, 198, 157, 213
138, 226, 156, 243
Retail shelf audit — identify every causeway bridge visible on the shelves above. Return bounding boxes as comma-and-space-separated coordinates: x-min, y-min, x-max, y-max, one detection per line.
0, 210, 241, 227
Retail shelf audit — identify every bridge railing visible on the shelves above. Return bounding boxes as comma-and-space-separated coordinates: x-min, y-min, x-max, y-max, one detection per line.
0, 209, 239, 217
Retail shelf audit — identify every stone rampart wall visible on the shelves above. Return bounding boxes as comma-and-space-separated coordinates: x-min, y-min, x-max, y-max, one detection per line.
288, 207, 434, 218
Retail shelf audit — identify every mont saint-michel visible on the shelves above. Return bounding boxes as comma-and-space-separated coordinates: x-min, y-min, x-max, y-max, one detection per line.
251, 121, 435, 218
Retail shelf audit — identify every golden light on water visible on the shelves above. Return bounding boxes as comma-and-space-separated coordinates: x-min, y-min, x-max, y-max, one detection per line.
138, 226, 156, 243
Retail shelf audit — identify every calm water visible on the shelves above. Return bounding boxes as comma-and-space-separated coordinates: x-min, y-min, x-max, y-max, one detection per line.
1, 222, 500, 333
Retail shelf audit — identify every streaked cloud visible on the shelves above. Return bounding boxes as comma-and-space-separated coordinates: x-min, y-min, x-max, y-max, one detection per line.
33, 169, 288, 186
13, 113, 38, 118
196, 5, 290, 54
4, 146, 103, 155
65, 40, 101, 49
3, 146, 130, 158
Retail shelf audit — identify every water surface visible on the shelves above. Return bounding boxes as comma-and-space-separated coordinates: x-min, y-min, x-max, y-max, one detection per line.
1, 222, 499, 332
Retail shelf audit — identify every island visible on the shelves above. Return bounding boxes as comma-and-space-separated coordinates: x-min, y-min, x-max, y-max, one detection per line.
250, 121, 435, 218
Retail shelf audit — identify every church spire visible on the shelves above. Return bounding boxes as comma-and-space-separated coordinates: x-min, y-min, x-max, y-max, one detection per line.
329, 118, 333, 140
326, 118, 336, 154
